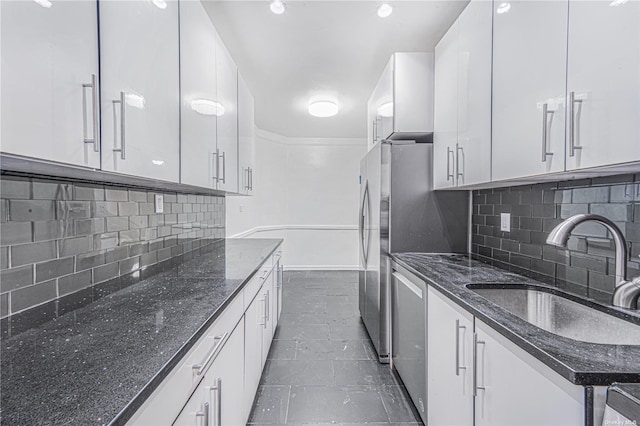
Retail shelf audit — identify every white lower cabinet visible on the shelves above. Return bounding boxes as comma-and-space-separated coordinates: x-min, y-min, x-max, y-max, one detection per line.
174, 317, 245, 426
127, 252, 281, 426
427, 287, 474, 426
426, 287, 586, 426
474, 320, 584, 426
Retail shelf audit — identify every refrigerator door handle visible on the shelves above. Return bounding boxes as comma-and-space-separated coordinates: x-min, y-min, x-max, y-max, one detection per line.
360, 181, 370, 265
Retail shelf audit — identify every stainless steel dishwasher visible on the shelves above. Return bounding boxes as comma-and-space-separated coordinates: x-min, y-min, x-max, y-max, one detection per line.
391, 263, 427, 423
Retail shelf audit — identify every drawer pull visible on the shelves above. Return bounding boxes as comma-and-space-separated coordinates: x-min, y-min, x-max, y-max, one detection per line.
192, 332, 229, 377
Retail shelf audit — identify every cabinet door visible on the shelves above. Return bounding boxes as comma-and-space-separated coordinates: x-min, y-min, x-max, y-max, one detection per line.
179, 0, 217, 189
215, 33, 239, 193
244, 288, 264, 415
434, 21, 458, 189
238, 73, 255, 195
172, 381, 208, 426
99, 0, 179, 182
394, 53, 434, 134
456, 0, 492, 186
491, 0, 568, 181
202, 318, 245, 426
368, 57, 394, 147
1, 0, 100, 168
475, 320, 584, 426
565, 0, 640, 170
427, 287, 474, 426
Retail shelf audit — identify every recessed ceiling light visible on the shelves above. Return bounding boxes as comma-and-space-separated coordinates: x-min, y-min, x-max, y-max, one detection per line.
190, 99, 225, 116
496, 2, 511, 14
308, 100, 339, 118
270, 0, 285, 15
377, 102, 393, 118
377, 3, 393, 18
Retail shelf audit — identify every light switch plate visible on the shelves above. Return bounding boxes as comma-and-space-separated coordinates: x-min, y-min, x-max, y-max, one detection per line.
500, 213, 511, 232
155, 194, 164, 213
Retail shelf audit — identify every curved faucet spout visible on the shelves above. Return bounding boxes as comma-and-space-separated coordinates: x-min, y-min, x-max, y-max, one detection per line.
546, 214, 627, 284
546, 214, 638, 310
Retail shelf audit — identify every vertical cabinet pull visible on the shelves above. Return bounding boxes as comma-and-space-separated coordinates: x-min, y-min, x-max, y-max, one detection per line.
220, 151, 226, 184
455, 144, 464, 183
257, 296, 266, 326
249, 167, 253, 191
82, 74, 100, 152
455, 319, 467, 376
568, 91, 583, 157
473, 333, 486, 396
446, 147, 454, 182
214, 149, 221, 183
541, 103, 554, 162
264, 290, 270, 328
112, 92, 126, 160
206, 378, 222, 426
195, 403, 209, 426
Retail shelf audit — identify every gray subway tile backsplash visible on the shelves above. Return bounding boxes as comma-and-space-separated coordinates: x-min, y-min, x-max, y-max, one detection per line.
0, 175, 225, 317
472, 174, 640, 302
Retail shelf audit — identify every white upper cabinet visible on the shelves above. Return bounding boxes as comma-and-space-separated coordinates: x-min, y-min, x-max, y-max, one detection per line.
491, 0, 568, 181
434, 21, 459, 189
434, 0, 492, 189
99, 0, 180, 182
1, 0, 100, 168
180, 0, 218, 189
456, 0, 492, 186
215, 33, 239, 193
238, 73, 256, 195
565, 0, 640, 170
367, 53, 434, 150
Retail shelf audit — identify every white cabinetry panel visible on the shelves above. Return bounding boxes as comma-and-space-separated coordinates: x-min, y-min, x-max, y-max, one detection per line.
99, 0, 180, 182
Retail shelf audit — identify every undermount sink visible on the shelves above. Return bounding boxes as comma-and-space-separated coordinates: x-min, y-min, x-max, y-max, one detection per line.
467, 285, 640, 346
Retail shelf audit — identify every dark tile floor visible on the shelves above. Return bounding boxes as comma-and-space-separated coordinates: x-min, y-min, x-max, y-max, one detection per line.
247, 270, 420, 425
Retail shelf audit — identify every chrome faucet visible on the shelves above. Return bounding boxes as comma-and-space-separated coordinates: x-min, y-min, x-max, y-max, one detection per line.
546, 214, 640, 310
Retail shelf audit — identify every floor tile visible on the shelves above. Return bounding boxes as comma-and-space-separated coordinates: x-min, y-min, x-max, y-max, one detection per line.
329, 323, 369, 340
261, 359, 334, 386
267, 339, 297, 360
378, 385, 421, 423
287, 385, 389, 424
276, 323, 330, 340
333, 360, 399, 386
248, 385, 291, 424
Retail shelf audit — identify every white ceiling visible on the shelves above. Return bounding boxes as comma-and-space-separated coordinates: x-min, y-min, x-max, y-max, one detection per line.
203, 0, 469, 139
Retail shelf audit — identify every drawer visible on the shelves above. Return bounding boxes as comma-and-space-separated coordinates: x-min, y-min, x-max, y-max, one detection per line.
243, 255, 274, 310
127, 293, 244, 425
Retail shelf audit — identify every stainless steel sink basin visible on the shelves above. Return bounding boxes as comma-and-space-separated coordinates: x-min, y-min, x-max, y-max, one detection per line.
468, 285, 640, 345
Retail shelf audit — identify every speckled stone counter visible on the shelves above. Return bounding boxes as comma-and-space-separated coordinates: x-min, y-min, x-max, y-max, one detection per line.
0, 238, 282, 426
391, 253, 640, 386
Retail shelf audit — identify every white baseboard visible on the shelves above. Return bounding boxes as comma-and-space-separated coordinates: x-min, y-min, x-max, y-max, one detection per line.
283, 265, 359, 271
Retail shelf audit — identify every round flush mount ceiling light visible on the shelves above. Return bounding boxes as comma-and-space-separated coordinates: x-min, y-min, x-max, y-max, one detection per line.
377, 3, 393, 18
270, 0, 285, 15
308, 100, 339, 118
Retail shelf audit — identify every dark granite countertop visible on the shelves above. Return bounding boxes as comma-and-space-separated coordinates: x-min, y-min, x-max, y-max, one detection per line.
0, 238, 282, 426
391, 253, 640, 386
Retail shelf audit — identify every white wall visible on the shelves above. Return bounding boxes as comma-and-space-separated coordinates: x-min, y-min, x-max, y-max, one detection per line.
226, 129, 366, 269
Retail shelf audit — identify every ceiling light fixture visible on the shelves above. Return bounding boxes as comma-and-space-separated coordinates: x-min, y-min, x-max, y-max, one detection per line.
496, 2, 511, 14
609, 0, 628, 6
190, 99, 225, 116
33, 0, 52, 8
377, 3, 393, 18
377, 102, 393, 118
270, 0, 285, 15
308, 100, 339, 118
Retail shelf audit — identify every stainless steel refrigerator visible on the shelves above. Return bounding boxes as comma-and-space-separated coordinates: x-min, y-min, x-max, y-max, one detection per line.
358, 141, 468, 362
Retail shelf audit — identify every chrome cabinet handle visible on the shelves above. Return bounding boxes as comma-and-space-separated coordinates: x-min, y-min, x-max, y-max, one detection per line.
82, 74, 100, 152
568, 91, 583, 157
192, 332, 229, 377
206, 378, 222, 426
257, 296, 266, 326
473, 333, 486, 396
249, 167, 253, 190
214, 149, 220, 183
220, 151, 226, 184
456, 144, 464, 183
244, 168, 250, 190
112, 92, 126, 159
541, 103, 554, 162
446, 147, 454, 181
455, 319, 467, 376
264, 290, 270, 327
195, 403, 208, 426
